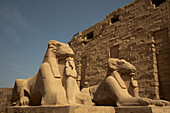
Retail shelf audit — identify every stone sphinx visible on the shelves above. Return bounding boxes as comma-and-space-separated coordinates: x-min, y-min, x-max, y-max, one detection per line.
11, 40, 169, 107
82, 58, 169, 107
11, 40, 92, 106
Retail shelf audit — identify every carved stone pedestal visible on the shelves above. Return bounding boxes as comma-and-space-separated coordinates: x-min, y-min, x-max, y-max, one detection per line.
7, 106, 170, 113
7, 105, 115, 113
115, 106, 170, 113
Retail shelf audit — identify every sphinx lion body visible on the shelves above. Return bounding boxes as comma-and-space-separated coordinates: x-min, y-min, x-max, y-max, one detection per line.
12, 40, 74, 106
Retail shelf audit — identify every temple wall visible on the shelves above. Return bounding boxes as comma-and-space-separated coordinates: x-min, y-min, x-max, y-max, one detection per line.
0, 88, 12, 113
69, 0, 170, 99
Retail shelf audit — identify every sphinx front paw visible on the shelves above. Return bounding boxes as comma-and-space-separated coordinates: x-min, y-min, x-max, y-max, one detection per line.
154, 100, 169, 106
19, 96, 30, 106
138, 98, 153, 106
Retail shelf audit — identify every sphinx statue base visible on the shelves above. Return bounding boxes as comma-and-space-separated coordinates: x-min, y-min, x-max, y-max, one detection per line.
7, 105, 170, 113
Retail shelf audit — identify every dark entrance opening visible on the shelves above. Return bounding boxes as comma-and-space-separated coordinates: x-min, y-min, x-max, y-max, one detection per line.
111, 15, 120, 24
86, 31, 94, 39
151, 0, 166, 7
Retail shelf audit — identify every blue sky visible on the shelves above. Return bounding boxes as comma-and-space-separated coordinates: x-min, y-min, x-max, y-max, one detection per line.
0, 0, 134, 88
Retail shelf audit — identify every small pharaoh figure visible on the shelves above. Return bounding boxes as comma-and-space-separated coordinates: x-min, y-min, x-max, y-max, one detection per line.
65, 57, 77, 78
65, 57, 93, 105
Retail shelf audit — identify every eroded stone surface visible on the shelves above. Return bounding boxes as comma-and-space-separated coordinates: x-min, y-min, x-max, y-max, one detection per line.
0, 88, 13, 113
7, 106, 170, 113
115, 106, 170, 113
7, 106, 115, 113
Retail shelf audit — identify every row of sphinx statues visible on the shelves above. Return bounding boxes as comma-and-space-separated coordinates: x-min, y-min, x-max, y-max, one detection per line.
11, 40, 169, 107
